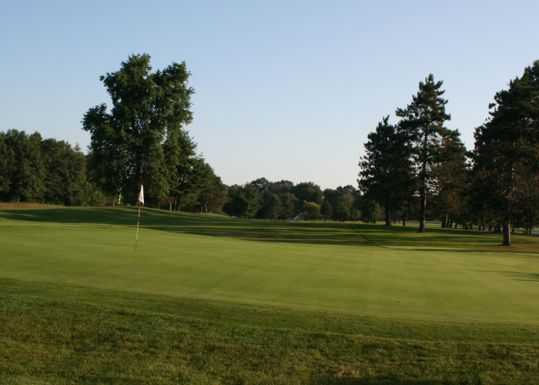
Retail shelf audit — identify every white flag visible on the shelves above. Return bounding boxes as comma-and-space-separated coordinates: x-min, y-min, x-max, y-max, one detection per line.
138, 184, 144, 205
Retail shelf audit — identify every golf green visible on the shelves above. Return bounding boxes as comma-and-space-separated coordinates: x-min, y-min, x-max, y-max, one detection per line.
1, 207, 537, 324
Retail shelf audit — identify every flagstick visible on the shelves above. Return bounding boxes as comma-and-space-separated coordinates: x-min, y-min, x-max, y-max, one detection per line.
135, 203, 142, 250
134, 184, 144, 251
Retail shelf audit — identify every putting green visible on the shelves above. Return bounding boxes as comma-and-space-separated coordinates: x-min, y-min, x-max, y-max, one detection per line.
0, 207, 538, 324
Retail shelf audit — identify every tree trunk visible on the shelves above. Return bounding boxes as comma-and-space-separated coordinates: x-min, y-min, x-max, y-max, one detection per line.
502, 221, 511, 246
418, 163, 427, 232
384, 199, 391, 227
418, 185, 426, 232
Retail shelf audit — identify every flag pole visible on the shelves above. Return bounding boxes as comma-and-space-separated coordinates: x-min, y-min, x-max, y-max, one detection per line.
135, 204, 142, 242
135, 184, 144, 251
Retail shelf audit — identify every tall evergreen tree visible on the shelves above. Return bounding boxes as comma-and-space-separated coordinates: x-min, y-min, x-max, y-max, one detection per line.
473, 61, 539, 245
359, 117, 414, 227
433, 129, 468, 228
396, 74, 451, 232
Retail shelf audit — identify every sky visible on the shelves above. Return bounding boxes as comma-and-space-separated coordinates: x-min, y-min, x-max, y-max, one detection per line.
1, 0, 539, 188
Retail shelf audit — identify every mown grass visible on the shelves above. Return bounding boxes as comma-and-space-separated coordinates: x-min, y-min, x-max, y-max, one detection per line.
0, 208, 538, 384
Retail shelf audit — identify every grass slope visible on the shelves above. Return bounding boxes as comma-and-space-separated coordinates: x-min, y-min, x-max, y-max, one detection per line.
0, 208, 538, 384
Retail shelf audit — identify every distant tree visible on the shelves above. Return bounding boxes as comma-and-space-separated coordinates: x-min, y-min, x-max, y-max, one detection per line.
277, 191, 297, 219
223, 185, 249, 217
0, 130, 45, 202
164, 129, 196, 210
303, 201, 321, 220
432, 129, 468, 228
334, 186, 357, 221
0, 130, 94, 206
250, 177, 271, 192
357, 196, 379, 223
0, 133, 12, 195
293, 182, 322, 213
268, 180, 294, 194
41, 140, 87, 205
197, 176, 227, 214
358, 117, 414, 227
321, 198, 333, 219
257, 191, 282, 219
397, 74, 451, 232
185, 159, 227, 213
268, 180, 297, 219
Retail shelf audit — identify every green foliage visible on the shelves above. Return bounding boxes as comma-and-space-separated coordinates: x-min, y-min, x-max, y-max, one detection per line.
178, 157, 227, 213
472, 61, 539, 243
223, 179, 366, 221
0, 130, 88, 205
257, 191, 282, 219
80, 54, 225, 213
83, 54, 195, 205
359, 117, 414, 226
293, 182, 323, 212
41, 140, 87, 205
223, 185, 250, 217
0, 130, 45, 201
302, 201, 321, 219
432, 129, 468, 228
0, 134, 10, 194
323, 186, 359, 221
397, 74, 451, 232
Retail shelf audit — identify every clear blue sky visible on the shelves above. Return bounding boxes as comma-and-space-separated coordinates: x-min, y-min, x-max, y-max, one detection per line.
1, 1, 538, 188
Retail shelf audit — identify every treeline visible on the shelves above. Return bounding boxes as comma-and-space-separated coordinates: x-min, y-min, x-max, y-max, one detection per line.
0, 55, 227, 211
358, 61, 539, 244
0, 128, 226, 212
0, 130, 100, 205
223, 179, 375, 221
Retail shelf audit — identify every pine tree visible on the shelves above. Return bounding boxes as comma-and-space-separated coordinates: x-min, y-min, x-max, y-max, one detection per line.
396, 74, 450, 232
359, 117, 414, 227
472, 61, 539, 245
433, 129, 468, 228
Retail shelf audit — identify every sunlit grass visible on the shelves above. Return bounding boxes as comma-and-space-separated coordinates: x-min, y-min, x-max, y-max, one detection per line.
0, 207, 537, 384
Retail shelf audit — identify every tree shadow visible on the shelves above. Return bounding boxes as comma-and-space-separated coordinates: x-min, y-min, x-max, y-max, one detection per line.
1, 207, 536, 253
312, 374, 484, 385
475, 270, 539, 282
501, 271, 539, 282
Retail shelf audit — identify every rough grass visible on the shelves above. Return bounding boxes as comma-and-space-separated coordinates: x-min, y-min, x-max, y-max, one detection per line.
0, 208, 538, 384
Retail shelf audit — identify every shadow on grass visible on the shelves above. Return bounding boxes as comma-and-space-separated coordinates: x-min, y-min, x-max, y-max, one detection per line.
313, 374, 484, 385
1, 207, 536, 253
501, 271, 539, 282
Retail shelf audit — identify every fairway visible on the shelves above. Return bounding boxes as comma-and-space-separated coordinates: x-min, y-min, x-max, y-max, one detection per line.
1, 208, 538, 384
